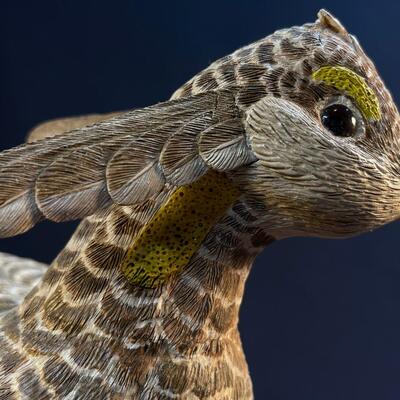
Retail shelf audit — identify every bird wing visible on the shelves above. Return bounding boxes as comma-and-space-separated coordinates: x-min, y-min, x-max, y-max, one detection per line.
0, 252, 48, 315
0, 90, 256, 238
26, 111, 125, 143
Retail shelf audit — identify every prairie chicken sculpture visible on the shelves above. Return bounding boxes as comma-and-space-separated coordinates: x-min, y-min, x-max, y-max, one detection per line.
0, 9, 399, 399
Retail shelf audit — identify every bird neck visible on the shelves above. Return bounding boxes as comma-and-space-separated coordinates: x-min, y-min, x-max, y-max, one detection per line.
5, 191, 273, 397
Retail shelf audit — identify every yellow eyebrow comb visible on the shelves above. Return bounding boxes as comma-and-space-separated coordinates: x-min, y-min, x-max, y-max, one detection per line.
312, 66, 381, 120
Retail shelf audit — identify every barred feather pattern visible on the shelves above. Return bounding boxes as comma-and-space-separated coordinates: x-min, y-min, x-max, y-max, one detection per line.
0, 195, 272, 399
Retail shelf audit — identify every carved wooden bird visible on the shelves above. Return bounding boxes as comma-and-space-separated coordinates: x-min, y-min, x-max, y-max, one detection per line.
0, 9, 398, 399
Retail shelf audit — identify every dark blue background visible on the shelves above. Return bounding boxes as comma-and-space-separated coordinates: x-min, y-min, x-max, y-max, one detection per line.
1, 1, 400, 398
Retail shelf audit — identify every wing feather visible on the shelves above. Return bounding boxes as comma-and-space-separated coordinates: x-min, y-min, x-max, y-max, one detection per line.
35, 137, 132, 221
0, 90, 257, 238
106, 123, 180, 204
27, 111, 124, 143
198, 119, 258, 170
159, 114, 211, 186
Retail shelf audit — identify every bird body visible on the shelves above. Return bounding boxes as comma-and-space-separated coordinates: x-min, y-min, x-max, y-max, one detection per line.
0, 9, 399, 399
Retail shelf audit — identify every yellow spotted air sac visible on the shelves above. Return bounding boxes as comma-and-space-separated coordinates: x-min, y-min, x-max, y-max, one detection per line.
312, 66, 381, 120
121, 171, 240, 288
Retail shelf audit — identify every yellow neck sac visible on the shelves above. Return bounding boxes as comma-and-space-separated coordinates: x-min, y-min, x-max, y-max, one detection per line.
121, 171, 240, 288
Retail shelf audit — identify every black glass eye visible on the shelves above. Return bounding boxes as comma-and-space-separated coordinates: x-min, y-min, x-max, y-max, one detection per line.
321, 104, 358, 137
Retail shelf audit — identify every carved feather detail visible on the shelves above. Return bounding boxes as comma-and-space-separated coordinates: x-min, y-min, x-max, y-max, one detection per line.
0, 90, 257, 238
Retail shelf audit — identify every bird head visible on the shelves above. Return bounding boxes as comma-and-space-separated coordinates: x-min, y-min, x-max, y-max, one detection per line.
177, 10, 400, 239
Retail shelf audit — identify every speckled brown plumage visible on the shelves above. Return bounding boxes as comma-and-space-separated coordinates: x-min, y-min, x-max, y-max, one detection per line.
1, 198, 261, 399
1, 9, 399, 399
